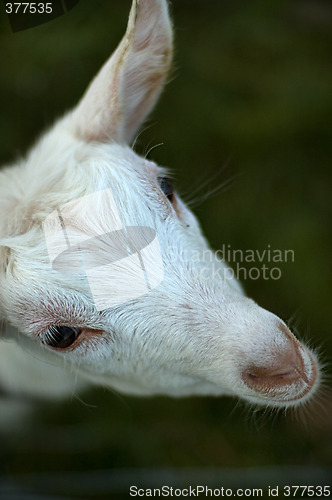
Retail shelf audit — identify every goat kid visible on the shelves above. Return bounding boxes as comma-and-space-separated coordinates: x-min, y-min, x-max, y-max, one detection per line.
0, 0, 320, 411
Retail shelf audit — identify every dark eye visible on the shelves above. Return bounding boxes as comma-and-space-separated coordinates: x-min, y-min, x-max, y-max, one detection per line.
159, 177, 174, 203
43, 326, 82, 349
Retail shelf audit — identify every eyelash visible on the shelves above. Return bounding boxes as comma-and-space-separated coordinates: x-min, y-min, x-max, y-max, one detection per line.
42, 325, 82, 350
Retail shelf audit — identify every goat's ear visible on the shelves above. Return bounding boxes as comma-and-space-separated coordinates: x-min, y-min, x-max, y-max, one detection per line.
70, 0, 173, 144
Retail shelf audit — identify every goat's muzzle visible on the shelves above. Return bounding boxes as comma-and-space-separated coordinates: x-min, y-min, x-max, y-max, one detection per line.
241, 323, 318, 405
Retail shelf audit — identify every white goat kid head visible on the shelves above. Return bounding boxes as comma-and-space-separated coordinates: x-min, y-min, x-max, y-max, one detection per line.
0, 0, 319, 409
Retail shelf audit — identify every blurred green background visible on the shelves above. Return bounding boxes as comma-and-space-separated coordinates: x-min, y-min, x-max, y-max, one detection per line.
0, 0, 331, 498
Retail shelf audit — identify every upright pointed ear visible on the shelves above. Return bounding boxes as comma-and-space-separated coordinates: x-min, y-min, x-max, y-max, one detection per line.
70, 0, 173, 144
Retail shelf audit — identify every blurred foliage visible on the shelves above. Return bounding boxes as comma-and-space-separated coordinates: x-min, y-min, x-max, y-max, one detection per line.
0, 0, 331, 497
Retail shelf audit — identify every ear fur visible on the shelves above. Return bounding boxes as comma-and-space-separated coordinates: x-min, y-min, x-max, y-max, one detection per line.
70, 0, 173, 144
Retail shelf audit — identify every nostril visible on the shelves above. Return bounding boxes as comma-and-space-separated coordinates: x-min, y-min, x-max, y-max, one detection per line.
244, 365, 300, 385
242, 338, 309, 392
240, 323, 318, 402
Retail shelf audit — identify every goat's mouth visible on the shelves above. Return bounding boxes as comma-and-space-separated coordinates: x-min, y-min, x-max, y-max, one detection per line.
241, 346, 319, 406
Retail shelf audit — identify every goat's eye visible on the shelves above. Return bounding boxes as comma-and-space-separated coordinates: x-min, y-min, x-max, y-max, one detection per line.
159, 177, 174, 203
43, 326, 82, 349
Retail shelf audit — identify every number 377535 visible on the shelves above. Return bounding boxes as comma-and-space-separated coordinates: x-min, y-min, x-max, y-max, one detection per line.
5, 3, 53, 14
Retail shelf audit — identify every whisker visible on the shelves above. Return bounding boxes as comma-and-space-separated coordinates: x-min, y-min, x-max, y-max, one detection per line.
184, 156, 233, 198
144, 142, 164, 159
131, 121, 157, 150
186, 174, 238, 209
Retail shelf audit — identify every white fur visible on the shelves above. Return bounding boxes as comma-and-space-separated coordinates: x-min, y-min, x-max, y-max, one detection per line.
0, 0, 320, 412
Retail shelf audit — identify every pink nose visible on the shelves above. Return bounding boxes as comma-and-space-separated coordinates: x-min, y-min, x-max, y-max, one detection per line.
242, 323, 317, 400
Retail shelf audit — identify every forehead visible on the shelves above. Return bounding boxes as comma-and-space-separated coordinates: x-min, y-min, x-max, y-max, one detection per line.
26, 124, 160, 187
2, 135, 170, 328
7, 124, 166, 234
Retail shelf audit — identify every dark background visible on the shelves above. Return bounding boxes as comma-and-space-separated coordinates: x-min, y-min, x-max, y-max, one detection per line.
0, 0, 331, 498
